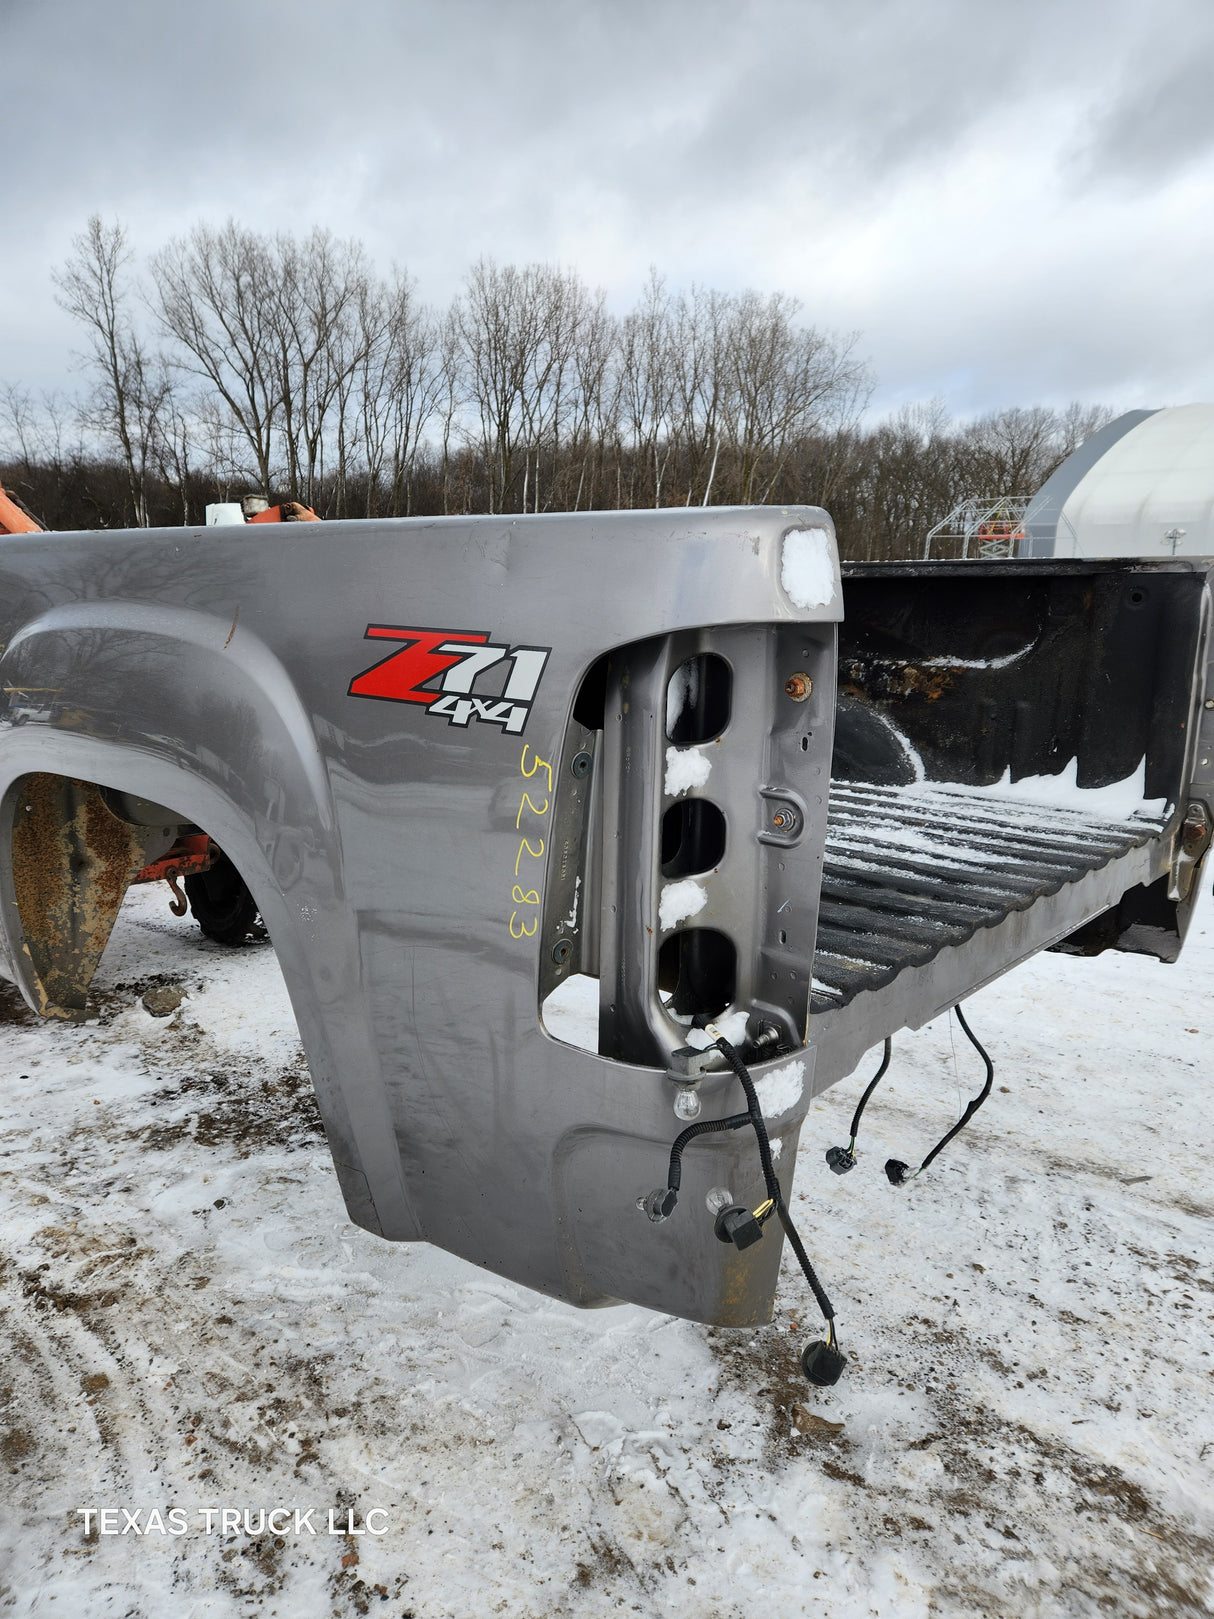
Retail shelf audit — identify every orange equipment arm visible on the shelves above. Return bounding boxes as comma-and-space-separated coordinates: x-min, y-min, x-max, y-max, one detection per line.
0, 484, 42, 535
247, 501, 320, 523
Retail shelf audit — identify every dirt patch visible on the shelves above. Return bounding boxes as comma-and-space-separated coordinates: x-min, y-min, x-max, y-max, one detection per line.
130, 1063, 325, 1158
707, 1313, 850, 1464
89, 971, 200, 1024
574, 1534, 636, 1590
215, 1532, 287, 1603
0, 980, 37, 1026
705, 1304, 1214, 1617
1, 1426, 34, 1467
921, 1396, 1214, 1616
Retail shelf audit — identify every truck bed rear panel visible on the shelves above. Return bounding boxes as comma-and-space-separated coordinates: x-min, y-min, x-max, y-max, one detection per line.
809, 779, 1169, 1086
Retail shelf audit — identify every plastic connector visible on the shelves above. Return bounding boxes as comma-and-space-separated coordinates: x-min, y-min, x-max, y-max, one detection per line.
884, 1158, 911, 1186
713, 1204, 765, 1250
825, 1145, 856, 1175
801, 1338, 847, 1386
641, 1187, 678, 1222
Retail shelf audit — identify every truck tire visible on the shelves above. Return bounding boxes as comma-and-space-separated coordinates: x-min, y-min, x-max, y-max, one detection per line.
183, 852, 260, 945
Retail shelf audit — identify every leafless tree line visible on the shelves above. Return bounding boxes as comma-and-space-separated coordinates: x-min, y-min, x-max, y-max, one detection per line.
1, 216, 1113, 557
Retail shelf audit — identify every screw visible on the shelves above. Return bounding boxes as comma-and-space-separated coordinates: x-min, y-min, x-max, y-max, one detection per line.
551, 938, 573, 966
784, 673, 812, 702
570, 751, 593, 777
771, 808, 800, 834
1205, 699, 1214, 711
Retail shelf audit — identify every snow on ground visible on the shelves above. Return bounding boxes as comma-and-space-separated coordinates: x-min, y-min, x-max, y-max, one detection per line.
1, 883, 1213, 1617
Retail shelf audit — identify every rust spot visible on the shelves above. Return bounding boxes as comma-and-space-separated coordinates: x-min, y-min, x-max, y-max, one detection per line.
11, 774, 161, 1019
841, 656, 955, 704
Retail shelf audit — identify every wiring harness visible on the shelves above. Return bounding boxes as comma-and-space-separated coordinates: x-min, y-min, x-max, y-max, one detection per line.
642, 1035, 846, 1387
825, 1004, 995, 1184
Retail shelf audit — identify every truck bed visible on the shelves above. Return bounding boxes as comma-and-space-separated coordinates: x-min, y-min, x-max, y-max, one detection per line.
809, 777, 1171, 1086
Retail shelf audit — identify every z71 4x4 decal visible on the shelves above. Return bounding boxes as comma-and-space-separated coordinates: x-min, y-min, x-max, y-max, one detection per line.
348, 626, 550, 735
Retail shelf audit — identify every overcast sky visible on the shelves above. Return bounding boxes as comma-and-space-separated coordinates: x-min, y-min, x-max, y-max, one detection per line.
4, 0, 1214, 418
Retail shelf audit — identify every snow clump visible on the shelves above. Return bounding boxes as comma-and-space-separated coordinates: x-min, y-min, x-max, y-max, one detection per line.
756, 1059, 805, 1117
665, 745, 712, 797
659, 878, 708, 931
780, 526, 837, 610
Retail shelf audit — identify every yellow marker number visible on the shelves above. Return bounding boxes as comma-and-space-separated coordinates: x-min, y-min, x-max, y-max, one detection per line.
508, 748, 553, 940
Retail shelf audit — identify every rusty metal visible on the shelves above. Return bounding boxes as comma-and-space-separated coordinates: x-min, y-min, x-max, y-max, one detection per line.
1170, 800, 1212, 902
9, 774, 166, 1020
164, 868, 189, 916
784, 672, 812, 702
133, 832, 216, 887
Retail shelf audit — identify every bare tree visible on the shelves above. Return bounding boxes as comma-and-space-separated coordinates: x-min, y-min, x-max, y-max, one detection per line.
1058, 400, 1115, 458
149, 363, 197, 525
151, 222, 282, 494
960, 405, 1064, 495
273, 230, 372, 508
354, 271, 443, 517
53, 216, 169, 526
456, 259, 600, 514
727, 292, 868, 502
564, 289, 618, 511
667, 285, 729, 505
618, 270, 676, 506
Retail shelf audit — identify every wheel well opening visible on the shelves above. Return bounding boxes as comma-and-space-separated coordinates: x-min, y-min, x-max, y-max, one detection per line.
5, 771, 263, 1021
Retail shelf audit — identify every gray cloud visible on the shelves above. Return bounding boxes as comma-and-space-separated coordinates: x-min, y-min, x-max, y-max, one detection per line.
1075, 12, 1214, 185
3, 0, 1214, 416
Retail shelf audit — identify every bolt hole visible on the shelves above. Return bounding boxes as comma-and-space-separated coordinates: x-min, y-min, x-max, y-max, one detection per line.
666, 653, 731, 744
657, 928, 736, 1018
778, 929, 787, 945
661, 799, 726, 878
800, 735, 810, 752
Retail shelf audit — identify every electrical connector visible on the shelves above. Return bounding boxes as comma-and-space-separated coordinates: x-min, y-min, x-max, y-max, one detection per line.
825, 1144, 856, 1175
713, 1203, 765, 1250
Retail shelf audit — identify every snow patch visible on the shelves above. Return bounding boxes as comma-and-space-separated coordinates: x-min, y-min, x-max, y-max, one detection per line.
666, 659, 700, 735
563, 875, 581, 931
909, 756, 1166, 821
685, 1009, 750, 1050
659, 878, 708, 931
756, 1059, 805, 1117
781, 526, 836, 610
921, 644, 1033, 671
4, 874, 1214, 1613
664, 745, 712, 797
541, 971, 598, 1051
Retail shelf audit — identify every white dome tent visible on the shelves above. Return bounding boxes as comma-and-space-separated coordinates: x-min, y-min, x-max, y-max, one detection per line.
1021, 404, 1214, 558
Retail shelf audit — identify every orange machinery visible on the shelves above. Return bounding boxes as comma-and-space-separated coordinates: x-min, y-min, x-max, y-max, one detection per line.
246, 500, 319, 523
0, 482, 43, 536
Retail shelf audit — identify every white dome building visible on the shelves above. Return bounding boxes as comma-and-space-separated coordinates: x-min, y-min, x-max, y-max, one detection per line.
1022, 404, 1214, 558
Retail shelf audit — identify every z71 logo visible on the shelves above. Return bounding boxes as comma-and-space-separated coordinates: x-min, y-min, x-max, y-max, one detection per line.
348, 626, 550, 735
